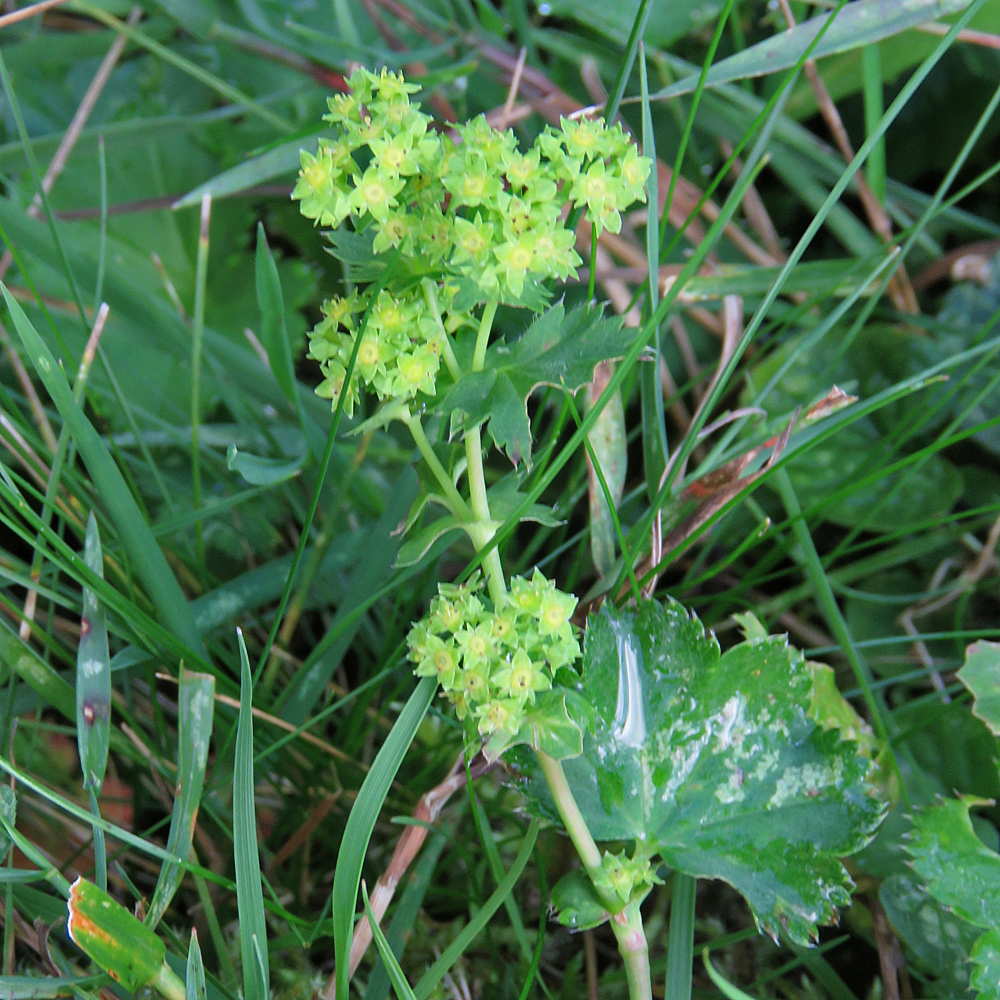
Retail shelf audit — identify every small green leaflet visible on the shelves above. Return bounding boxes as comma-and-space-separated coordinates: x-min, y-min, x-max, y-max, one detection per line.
905, 796, 1000, 1000
959, 640, 1000, 735
513, 600, 885, 945
441, 303, 633, 467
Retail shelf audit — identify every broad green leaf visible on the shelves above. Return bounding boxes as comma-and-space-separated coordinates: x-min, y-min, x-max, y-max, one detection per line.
76, 513, 110, 792
879, 873, 981, 994
959, 641, 1000, 736
146, 668, 215, 929
515, 600, 885, 944
484, 688, 592, 764
254, 223, 299, 408
67, 878, 181, 997
442, 303, 631, 466
972, 930, 1000, 1000
905, 797, 1000, 1000
905, 796, 1000, 929
1, 619, 76, 719
227, 444, 305, 486
651, 0, 971, 100
234, 631, 269, 1000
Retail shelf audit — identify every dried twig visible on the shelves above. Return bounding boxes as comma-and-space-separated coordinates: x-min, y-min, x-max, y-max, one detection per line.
0, 0, 70, 29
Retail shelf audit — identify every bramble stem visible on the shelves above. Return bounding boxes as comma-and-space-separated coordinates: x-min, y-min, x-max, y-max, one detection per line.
405, 413, 472, 520
537, 750, 652, 1000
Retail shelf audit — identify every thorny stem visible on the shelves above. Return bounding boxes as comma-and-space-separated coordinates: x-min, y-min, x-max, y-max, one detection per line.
537, 751, 652, 1000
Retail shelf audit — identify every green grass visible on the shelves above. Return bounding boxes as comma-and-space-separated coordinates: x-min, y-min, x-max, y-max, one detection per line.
1, 1, 1000, 999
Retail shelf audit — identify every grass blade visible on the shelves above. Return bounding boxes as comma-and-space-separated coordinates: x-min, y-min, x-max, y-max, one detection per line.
651, 0, 967, 100
639, 43, 668, 502
254, 222, 301, 413
234, 629, 269, 1000
664, 874, 697, 1000
330, 676, 437, 1000
1, 286, 207, 660
362, 882, 418, 1000
147, 668, 216, 929
412, 819, 538, 1000
186, 930, 207, 1000
76, 512, 110, 793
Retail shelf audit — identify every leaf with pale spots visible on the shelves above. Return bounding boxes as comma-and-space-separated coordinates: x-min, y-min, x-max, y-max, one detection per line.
76, 513, 111, 791
441, 302, 631, 466
512, 599, 885, 945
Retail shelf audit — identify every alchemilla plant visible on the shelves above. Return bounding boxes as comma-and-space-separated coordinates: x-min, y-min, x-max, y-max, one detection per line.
63, 66, 889, 1000
287, 67, 887, 1000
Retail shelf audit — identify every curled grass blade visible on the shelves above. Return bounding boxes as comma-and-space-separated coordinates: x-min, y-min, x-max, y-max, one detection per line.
147, 668, 216, 929
76, 513, 110, 793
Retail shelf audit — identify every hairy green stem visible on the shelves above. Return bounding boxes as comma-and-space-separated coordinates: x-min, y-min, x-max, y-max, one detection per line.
405, 413, 473, 520
462, 299, 507, 605
465, 424, 507, 606
421, 279, 462, 380
537, 751, 652, 1000
617, 902, 653, 1000
472, 299, 499, 372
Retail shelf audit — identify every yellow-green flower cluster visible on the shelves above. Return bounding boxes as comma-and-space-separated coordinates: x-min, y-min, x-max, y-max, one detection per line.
591, 851, 663, 909
306, 281, 472, 417
406, 570, 581, 739
294, 67, 651, 410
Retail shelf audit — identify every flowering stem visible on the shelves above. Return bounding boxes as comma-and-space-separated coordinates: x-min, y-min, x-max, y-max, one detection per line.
465, 423, 506, 606
405, 413, 472, 520
460, 297, 507, 606
537, 749, 652, 1000
420, 279, 461, 381
472, 298, 499, 372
